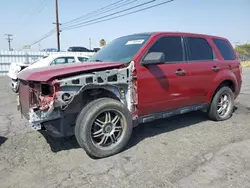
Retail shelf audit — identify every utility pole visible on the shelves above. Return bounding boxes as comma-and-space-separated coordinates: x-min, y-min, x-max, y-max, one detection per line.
38, 43, 41, 51
54, 0, 60, 52
5, 34, 13, 51
89, 38, 92, 50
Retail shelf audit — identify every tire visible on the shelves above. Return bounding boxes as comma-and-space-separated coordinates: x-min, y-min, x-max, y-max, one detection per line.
75, 98, 133, 158
208, 86, 234, 121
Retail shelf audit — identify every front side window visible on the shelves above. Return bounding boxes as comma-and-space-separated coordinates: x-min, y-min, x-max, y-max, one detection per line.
148, 36, 184, 62
51, 57, 67, 65
51, 57, 75, 65
213, 39, 235, 60
88, 34, 151, 63
187, 37, 214, 61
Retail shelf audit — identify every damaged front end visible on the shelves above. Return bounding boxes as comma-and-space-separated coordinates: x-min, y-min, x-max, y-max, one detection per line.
18, 62, 138, 137
18, 80, 62, 131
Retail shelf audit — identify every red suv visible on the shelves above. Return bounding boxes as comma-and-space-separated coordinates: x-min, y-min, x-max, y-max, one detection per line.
17, 32, 242, 158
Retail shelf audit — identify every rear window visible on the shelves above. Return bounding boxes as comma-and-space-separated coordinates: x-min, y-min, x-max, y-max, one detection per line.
187, 37, 214, 61
213, 39, 235, 60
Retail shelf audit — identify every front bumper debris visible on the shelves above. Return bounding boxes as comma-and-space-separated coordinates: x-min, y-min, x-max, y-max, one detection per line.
28, 108, 62, 130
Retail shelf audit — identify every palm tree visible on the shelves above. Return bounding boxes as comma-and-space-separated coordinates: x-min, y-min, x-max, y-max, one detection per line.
100, 39, 106, 47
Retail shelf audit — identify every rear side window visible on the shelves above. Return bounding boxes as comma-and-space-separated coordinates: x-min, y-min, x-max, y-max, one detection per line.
187, 37, 214, 61
148, 36, 184, 62
67, 57, 75, 63
78, 57, 88, 62
213, 39, 235, 60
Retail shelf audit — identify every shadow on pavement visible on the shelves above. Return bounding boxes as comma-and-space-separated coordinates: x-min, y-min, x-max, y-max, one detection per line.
39, 131, 80, 152
125, 111, 209, 151
0, 136, 8, 146
41, 111, 210, 153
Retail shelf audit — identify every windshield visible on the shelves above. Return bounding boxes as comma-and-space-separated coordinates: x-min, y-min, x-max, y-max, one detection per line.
30, 56, 48, 65
88, 34, 151, 63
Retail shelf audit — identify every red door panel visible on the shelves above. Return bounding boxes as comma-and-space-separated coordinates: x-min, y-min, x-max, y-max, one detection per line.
137, 63, 193, 116
187, 61, 218, 104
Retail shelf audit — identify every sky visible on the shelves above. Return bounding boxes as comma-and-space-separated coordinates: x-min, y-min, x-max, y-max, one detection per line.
0, 0, 249, 51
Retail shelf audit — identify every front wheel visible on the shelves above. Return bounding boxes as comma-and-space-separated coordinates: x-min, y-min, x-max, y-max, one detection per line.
75, 98, 133, 158
208, 86, 234, 121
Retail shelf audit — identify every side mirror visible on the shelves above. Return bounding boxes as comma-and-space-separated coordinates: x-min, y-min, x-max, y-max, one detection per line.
141, 52, 165, 66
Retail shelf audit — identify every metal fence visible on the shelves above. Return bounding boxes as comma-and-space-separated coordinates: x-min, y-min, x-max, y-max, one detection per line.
0, 50, 95, 75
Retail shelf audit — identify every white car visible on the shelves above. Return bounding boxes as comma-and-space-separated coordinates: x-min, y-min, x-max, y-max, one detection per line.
8, 54, 90, 92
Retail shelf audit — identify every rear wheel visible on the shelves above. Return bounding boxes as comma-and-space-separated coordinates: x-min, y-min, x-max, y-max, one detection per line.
208, 86, 234, 121
75, 98, 133, 158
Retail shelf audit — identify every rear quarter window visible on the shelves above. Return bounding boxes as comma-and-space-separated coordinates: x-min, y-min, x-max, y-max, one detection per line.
187, 37, 214, 61
213, 39, 235, 60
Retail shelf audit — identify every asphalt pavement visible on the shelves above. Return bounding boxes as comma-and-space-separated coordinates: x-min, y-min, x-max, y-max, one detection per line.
0, 68, 250, 188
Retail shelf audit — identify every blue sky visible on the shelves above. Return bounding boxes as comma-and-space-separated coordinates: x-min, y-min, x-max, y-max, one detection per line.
0, 0, 249, 51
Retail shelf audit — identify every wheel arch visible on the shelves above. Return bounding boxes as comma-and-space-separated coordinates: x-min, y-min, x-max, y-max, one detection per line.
206, 71, 238, 104
206, 79, 236, 104
82, 87, 122, 102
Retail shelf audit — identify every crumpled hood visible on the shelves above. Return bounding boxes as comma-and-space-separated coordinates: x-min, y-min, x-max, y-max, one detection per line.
17, 62, 124, 82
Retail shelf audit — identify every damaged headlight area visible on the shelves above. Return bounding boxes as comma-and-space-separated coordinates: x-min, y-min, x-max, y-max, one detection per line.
18, 81, 62, 130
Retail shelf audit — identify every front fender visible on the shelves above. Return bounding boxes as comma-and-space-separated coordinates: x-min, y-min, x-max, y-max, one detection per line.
206, 69, 238, 103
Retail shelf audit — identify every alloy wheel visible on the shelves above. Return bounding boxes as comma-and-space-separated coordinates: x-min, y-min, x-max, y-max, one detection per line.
91, 110, 124, 148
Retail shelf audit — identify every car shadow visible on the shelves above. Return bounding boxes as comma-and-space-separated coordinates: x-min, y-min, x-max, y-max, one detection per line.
0, 136, 8, 146
41, 106, 241, 154
125, 111, 209, 151
39, 131, 80, 152
40, 111, 211, 153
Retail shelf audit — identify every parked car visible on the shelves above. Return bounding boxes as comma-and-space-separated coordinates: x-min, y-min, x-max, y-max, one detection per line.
17, 32, 242, 158
41, 48, 58, 52
8, 54, 89, 92
68, 46, 93, 52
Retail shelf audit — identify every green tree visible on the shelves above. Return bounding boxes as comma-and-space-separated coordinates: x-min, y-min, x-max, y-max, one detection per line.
100, 39, 106, 47
235, 44, 250, 57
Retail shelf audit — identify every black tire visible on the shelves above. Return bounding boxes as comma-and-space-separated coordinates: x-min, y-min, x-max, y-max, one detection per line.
208, 86, 234, 121
75, 98, 133, 158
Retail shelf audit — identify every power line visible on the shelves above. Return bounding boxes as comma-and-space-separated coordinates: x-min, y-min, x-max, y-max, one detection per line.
15, 0, 49, 33
63, 0, 138, 27
63, 0, 124, 26
62, 0, 156, 30
26, 0, 129, 48
29, 28, 56, 47
25, 0, 174, 49
63, 0, 174, 30
30, 0, 48, 19
5, 34, 13, 51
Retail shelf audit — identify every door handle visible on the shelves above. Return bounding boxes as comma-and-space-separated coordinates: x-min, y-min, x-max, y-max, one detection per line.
212, 66, 220, 72
175, 69, 186, 76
